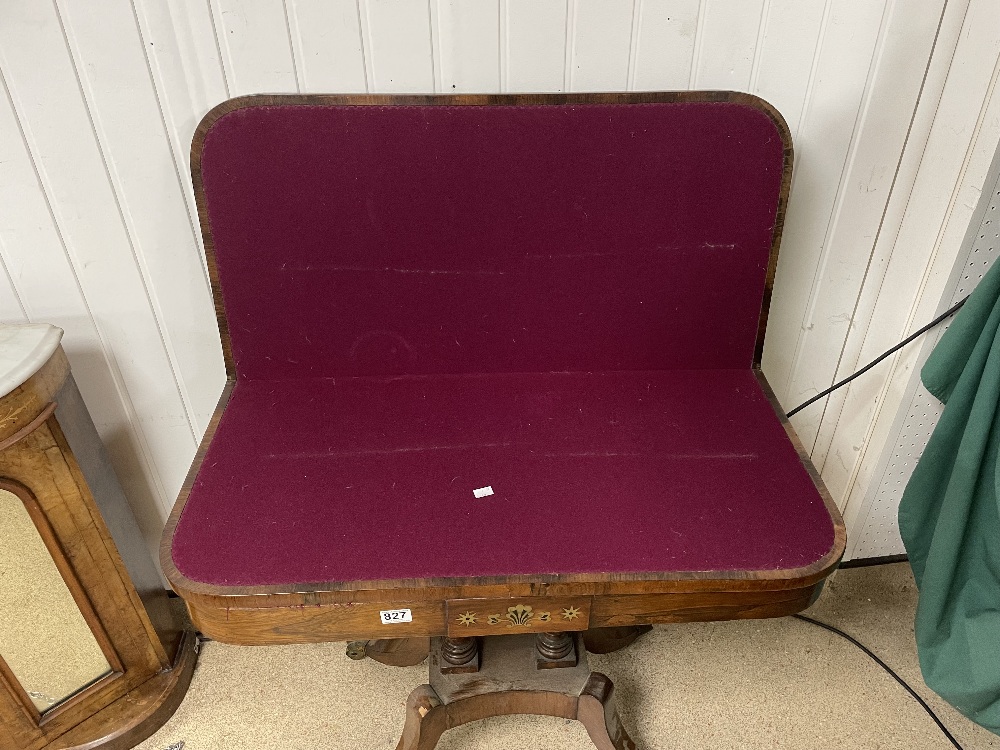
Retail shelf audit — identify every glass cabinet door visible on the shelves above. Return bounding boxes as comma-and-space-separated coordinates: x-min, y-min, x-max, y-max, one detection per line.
0, 486, 113, 714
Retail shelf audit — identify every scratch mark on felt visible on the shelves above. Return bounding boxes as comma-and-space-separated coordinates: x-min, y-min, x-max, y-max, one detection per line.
289, 264, 506, 276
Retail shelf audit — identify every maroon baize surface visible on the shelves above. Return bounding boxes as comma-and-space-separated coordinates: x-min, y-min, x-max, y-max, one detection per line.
172, 100, 837, 587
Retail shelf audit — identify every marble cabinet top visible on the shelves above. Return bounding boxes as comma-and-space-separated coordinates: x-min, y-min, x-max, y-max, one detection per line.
0, 324, 63, 399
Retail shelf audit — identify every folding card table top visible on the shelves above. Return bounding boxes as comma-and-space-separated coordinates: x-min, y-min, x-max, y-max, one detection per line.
162, 92, 845, 748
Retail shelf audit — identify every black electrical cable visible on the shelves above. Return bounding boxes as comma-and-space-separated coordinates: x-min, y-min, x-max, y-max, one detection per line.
785, 296, 969, 418
783, 297, 973, 747
793, 614, 964, 750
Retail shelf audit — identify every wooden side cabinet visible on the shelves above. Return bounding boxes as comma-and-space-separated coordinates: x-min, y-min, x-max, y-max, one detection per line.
0, 325, 195, 750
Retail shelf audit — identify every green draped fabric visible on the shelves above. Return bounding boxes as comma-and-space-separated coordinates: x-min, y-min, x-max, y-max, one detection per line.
899, 260, 1000, 735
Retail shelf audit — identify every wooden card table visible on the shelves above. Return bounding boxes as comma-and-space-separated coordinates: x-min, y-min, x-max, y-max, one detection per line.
162, 92, 845, 748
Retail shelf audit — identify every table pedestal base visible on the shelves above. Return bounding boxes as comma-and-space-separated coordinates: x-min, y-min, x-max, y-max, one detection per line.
396, 634, 636, 750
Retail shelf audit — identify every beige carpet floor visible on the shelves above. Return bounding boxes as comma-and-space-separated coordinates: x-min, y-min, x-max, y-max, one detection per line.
136, 563, 997, 749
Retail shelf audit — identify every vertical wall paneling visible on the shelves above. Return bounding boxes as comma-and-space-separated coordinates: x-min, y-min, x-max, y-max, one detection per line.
505, 0, 567, 92
0, 3, 195, 522
133, 0, 230, 280
436, 1, 500, 92
691, 0, 767, 90
499, 0, 507, 91
808, 0, 956, 474
0, 65, 171, 563
360, 0, 436, 92
819, 0, 1000, 508
630, 0, 699, 92
569, 0, 636, 91
761, 0, 888, 408
210, 0, 299, 95
782, 0, 944, 455
625, 0, 642, 90
0, 256, 26, 324
750, 0, 827, 137
428, 0, 443, 92
286, 0, 368, 93
58, 0, 226, 438
0, 71, 127, 456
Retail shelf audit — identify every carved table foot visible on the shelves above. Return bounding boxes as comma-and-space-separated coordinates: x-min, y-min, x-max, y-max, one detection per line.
396, 634, 636, 750
345, 637, 430, 666
583, 625, 654, 654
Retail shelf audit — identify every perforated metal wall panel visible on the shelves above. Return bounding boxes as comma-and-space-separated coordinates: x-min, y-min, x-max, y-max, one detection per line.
848, 152, 1000, 560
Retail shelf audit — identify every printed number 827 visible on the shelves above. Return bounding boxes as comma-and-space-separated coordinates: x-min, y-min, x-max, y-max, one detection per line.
379, 609, 413, 624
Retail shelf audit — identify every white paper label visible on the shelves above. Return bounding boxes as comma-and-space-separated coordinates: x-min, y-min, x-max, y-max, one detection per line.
379, 609, 413, 624
473, 485, 494, 498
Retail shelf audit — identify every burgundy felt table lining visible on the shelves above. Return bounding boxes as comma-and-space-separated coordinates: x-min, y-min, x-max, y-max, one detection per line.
172, 370, 834, 586
199, 102, 784, 378
171, 99, 837, 587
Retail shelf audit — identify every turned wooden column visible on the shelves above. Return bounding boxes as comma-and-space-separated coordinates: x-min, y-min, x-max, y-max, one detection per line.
536, 631, 578, 668
439, 637, 479, 674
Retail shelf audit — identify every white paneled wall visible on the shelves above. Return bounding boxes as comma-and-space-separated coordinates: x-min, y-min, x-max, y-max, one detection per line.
1, 0, 999, 570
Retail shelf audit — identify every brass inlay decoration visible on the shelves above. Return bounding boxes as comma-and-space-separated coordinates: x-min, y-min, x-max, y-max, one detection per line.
504, 604, 534, 627
444, 597, 590, 635
561, 606, 581, 621
0, 403, 28, 429
467, 606, 558, 628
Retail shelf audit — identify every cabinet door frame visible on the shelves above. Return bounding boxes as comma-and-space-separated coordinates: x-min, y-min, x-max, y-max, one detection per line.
0, 416, 168, 749
0, 477, 125, 746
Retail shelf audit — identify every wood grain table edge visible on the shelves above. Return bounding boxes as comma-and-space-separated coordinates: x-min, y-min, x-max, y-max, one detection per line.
182, 582, 825, 645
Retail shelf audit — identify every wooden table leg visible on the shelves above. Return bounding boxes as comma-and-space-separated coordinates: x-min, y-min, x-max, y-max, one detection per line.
583, 625, 653, 654
396, 684, 445, 750
578, 673, 637, 750
395, 634, 637, 750
345, 637, 430, 666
